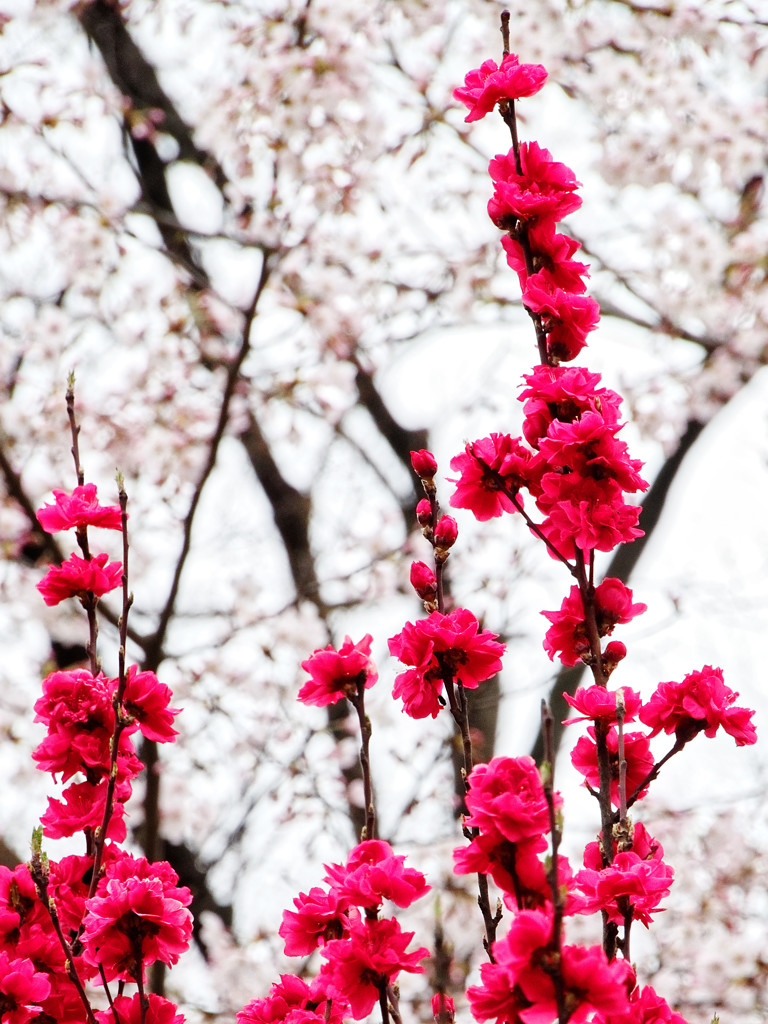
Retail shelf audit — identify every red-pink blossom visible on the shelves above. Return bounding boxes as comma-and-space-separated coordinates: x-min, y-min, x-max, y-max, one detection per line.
95, 994, 185, 1024
639, 665, 757, 746
564, 685, 642, 725
542, 579, 646, 666
297, 635, 377, 707
463, 756, 554, 844
519, 364, 623, 449
416, 499, 433, 526
574, 849, 674, 927
323, 839, 430, 910
523, 274, 600, 362
236, 974, 346, 1024
540, 496, 643, 559
538, 412, 647, 497
37, 551, 123, 606
571, 727, 654, 806
0, 951, 51, 1024
320, 916, 428, 1019
121, 665, 180, 742
37, 483, 123, 533
81, 870, 193, 981
592, 983, 688, 1024
488, 144, 582, 227
453, 54, 547, 122
389, 609, 505, 719
502, 221, 589, 294
582, 822, 664, 872
41, 776, 132, 840
449, 433, 541, 521
279, 887, 347, 956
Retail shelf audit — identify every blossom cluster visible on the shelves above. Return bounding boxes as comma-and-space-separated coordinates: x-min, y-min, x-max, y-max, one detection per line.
0, 480, 189, 1024
238, 840, 430, 1023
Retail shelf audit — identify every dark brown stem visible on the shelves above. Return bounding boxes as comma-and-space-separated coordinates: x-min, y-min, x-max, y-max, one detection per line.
541, 702, 567, 1024
350, 679, 376, 841
378, 981, 391, 1024
29, 853, 98, 1024
500, 10, 510, 56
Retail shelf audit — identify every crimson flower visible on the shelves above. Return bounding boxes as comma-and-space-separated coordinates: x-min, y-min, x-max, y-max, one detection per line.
571, 727, 654, 806
591, 983, 688, 1024
449, 433, 542, 521
540, 495, 643, 559
503, 219, 590, 294
323, 839, 430, 910
236, 974, 347, 1024
0, 951, 51, 1024
121, 665, 180, 742
37, 483, 123, 533
41, 776, 132, 841
95, 994, 185, 1024
488, 144, 582, 227
320, 916, 428, 1019
542, 578, 646, 666
574, 850, 674, 927
453, 54, 547, 122
522, 274, 601, 362
639, 665, 757, 747
463, 756, 554, 844
82, 870, 193, 982
389, 609, 505, 718
519, 364, 623, 449
279, 888, 347, 957
37, 551, 123, 606
564, 684, 642, 725
298, 635, 377, 707
410, 561, 437, 602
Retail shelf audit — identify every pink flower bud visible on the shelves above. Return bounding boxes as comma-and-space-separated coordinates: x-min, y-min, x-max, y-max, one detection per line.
603, 641, 627, 665
416, 499, 433, 527
410, 561, 437, 601
434, 515, 458, 549
411, 449, 438, 478
432, 994, 455, 1024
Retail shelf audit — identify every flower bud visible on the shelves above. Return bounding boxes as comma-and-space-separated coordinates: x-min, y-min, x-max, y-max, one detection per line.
432, 994, 455, 1024
410, 561, 437, 602
416, 499, 433, 527
603, 640, 627, 678
411, 449, 438, 478
434, 515, 458, 549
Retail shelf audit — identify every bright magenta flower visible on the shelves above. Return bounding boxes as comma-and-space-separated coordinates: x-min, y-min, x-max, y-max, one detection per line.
320, 916, 428, 1019
41, 777, 132, 841
323, 839, 430, 910
454, 54, 547, 122
389, 609, 505, 718
519, 364, 623, 449
523, 274, 601, 362
540, 495, 643, 558
82, 870, 193, 981
298, 635, 377, 707
37, 483, 123, 533
592, 983, 688, 1024
37, 551, 123, 606
488, 143, 581, 227
121, 665, 180, 742
571, 727, 654, 806
574, 849, 674, 927
564, 684, 642, 725
542, 578, 646, 666
462, 756, 554, 844
639, 665, 757, 746
95, 994, 185, 1024
502, 220, 590, 294
0, 951, 51, 1024
279, 887, 347, 956
236, 974, 347, 1024
449, 433, 542, 521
